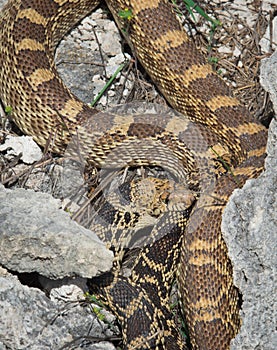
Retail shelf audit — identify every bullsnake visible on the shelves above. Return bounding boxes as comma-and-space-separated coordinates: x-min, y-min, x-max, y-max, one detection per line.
0, 0, 268, 349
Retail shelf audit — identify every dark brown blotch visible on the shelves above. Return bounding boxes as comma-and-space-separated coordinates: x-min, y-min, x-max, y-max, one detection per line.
239, 128, 268, 154
213, 104, 250, 128
13, 17, 46, 44
188, 73, 231, 102
127, 122, 165, 138
35, 75, 72, 112
161, 40, 207, 74
132, 1, 181, 42
17, 49, 52, 77
20, 0, 59, 18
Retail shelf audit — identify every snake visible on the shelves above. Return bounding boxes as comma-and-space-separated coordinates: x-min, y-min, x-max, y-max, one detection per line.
0, 0, 268, 349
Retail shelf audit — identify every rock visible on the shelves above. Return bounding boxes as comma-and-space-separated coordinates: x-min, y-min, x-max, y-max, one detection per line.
56, 7, 129, 105
106, 53, 128, 77
99, 29, 122, 56
0, 135, 43, 164
0, 185, 113, 279
260, 50, 277, 112
233, 46, 241, 57
0, 272, 116, 350
222, 51, 277, 350
218, 45, 233, 54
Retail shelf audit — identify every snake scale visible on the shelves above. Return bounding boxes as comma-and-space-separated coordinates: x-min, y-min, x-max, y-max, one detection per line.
0, 0, 268, 349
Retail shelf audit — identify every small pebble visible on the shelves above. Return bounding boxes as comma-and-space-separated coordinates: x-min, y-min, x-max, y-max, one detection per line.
233, 46, 241, 57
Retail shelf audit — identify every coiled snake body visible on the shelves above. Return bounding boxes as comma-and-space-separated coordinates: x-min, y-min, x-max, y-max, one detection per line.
0, 0, 268, 349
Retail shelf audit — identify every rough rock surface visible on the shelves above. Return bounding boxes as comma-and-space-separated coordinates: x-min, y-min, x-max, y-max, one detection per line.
0, 269, 116, 350
0, 185, 113, 279
56, 7, 132, 106
0, 135, 43, 164
260, 50, 277, 112
222, 52, 277, 350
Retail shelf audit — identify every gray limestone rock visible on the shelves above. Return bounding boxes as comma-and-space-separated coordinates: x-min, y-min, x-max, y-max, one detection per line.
260, 50, 277, 112
0, 185, 113, 279
0, 135, 43, 164
56, 8, 131, 106
0, 270, 116, 350
222, 51, 277, 350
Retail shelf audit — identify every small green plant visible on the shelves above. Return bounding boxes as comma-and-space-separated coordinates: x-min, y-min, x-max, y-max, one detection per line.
4, 105, 12, 115
208, 56, 219, 64
84, 291, 103, 305
92, 305, 106, 321
84, 292, 106, 321
208, 56, 220, 70
118, 8, 133, 21
117, 8, 133, 34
